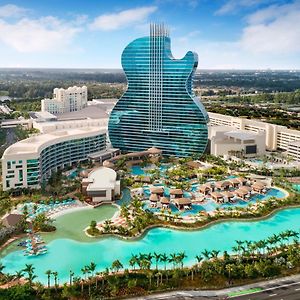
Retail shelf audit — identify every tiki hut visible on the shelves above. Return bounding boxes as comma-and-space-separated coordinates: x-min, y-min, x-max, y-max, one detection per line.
236, 177, 247, 185
235, 188, 249, 200
211, 192, 224, 203
199, 183, 213, 195
215, 180, 231, 191
169, 188, 184, 199
173, 198, 192, 210
186, 161, 202, 169
240, 186, 252, 193
150, 187, 164, 197
221, 191, 235, 202
228, 177, 240, 187
252, 181, 266, 193
160, 197, 170, 208
149, 194, 158, 202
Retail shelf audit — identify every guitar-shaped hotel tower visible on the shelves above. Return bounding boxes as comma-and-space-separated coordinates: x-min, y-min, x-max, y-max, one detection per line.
108, 23, 209, 157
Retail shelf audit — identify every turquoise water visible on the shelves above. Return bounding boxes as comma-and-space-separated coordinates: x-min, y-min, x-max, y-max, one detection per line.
1, 207, 300, 285
293, 184, 300, 192
130, 164, 169, 176
144, 188, 286, 215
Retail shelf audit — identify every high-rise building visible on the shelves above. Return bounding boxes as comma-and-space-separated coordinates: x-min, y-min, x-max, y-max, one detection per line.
41, 86, 88, 114
108, 24, 208, 157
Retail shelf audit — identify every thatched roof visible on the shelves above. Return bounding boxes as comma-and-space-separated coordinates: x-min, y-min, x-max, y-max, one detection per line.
173, 198, 191, 205
160, 197, 170, 204
236, 177, 247, 183
235, 188, 248, 196
149, 194, 159, 202
215, 181, 231, 188
211, 192, 223, 199
221, 191, 234, 198
240, 186, 252, 192
150, 187, 164, 194
186, 161, 202, 169
199, 185, 211, 192
169, 188, 183, 195
229, 178, 240, 184
147, 147, 162, 154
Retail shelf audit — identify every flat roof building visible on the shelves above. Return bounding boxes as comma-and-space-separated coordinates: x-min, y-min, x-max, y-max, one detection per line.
82, 167, 120, 203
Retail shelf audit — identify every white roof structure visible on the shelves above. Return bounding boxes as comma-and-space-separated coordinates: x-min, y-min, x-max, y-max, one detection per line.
2, 126, 106, 158
225, 130, 262, 141
86, 167, 117, 191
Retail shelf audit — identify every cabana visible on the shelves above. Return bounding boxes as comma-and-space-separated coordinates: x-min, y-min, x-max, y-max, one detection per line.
173, 198, 192, 210
235, 188, 249, 200
160, 197, 170, 208
211, 192, 224, 203
150, 187, 164, 197
252, 181, 266, 193
149, 194, 158, 207
240, 186, 252, 193
221, 191, 235, 202
215, 181, 231, 191
236, 177, 247, 186
199, 183, 213, 195
169, 189, 184, 199
229, 177, 240, 187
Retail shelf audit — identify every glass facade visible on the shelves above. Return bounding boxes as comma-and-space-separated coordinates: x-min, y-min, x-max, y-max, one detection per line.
40, 134, 106, 180
108, 24, 209, 157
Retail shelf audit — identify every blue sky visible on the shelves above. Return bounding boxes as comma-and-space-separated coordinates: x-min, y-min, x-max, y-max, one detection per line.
0, 0, 299, 69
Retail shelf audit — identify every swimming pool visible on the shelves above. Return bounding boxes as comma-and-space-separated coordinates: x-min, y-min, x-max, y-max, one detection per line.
130, 164, 170, 176
292, 184, 300, 192
1, 207, 299, 285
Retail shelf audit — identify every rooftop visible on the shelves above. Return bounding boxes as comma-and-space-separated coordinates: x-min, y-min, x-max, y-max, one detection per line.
86, 167, 117, 191
2, 126, 106, 157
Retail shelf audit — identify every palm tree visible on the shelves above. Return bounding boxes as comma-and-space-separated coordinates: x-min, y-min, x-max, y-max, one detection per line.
69, 270, 74, 286
160, 253, 169, 271
169, 253, 178, 269
0, 263, 5, 274
177, 251, 187, 269
201, 249, 211, 260
195, 255, 203, 268
22, 264, 36, 287
210, 250, 220, 260
111, 259, 123, 273
45, 270, 52, 288
129, 254, 139, 270
52, 271, 58, 288
153, 252, 161, 270
81, 266, 88, 280
14, 270, 23, 285
89, 261, 96, 277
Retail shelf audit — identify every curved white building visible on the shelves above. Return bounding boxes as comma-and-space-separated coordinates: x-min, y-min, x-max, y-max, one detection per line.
2, 126, 107, 191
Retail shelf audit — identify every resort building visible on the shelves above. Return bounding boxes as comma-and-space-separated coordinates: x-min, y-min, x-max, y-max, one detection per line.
209, 126, 266, 157
41, 86, 88, 114
208, 112, 300, 161
81, 167, 120, 203
108, 24, 209, 157
1, 126, 107, 191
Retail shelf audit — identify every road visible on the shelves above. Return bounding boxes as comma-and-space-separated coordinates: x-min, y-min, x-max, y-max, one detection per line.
128, 274, 300, 300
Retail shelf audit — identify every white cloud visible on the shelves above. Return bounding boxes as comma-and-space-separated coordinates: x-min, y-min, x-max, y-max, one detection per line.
240, 1, 300, 54
0, 16, 81, 53
90, 6, 157, 31
0, 4, 29, 18
215, 0, 273, 15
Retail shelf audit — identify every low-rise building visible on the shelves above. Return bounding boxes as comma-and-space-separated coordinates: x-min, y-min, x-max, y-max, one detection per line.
208, 112, 300, 161
209, 126, 266, 157
81, 167, 120, 203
